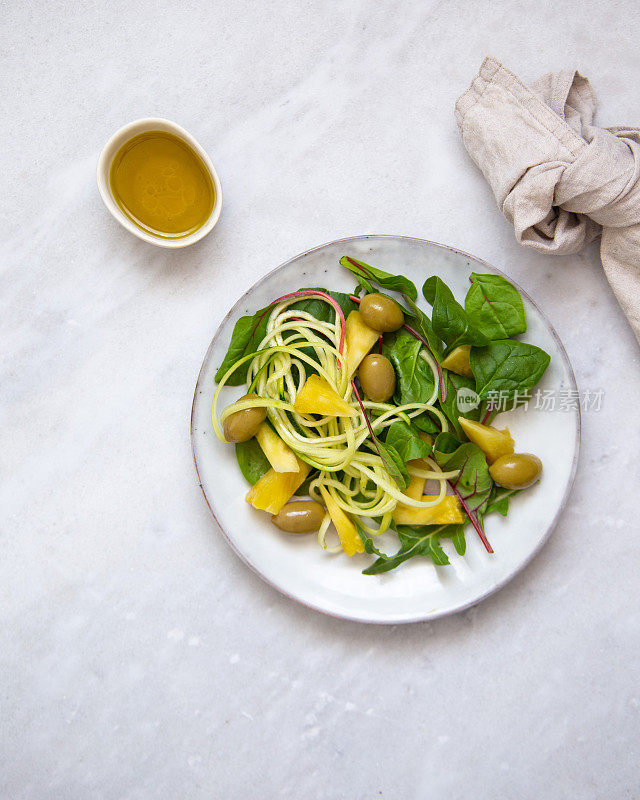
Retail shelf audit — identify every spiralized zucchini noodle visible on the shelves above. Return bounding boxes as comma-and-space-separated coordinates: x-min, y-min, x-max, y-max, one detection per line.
212, 294, 458, 543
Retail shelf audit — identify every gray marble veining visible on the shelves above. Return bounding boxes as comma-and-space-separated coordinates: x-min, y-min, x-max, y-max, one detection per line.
1, 1, 639, 798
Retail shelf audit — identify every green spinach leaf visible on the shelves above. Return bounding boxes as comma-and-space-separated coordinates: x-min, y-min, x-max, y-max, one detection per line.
235, 439, 271, 485
215, 306, 271, 385
340, 256, 418, 300
384, 420, 433, 463
376, 440, 409, 491
401, 295, 444, 361
470, 339, 550, 401
433, 435, 493, 517
412, 413, 440, 435
382, 329, 435, 405
423, 276, 490, 351
215, 288, 357, 386
291, 288, 358, 323
439, 370, 481, 440
465, 273, 527, 339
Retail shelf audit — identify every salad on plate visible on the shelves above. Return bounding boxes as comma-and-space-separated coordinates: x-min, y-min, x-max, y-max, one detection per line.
211, 256, 550, 575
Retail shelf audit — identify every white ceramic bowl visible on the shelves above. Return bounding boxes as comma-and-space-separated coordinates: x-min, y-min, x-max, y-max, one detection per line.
96, 117, 222, 248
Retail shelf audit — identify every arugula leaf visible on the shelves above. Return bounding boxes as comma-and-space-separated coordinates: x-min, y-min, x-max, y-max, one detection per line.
384, 420, 433, 463
423, 276, 490, 351
465, 273, 527, 339
382, 329, 435, 405
470, 339, 550, 401
355, 524, 387, 558
451, 528, 467, 556
433, 435, 493, 517
439, 370, 481, 440
215, 306, 271, 385
485, 486, 521, 516
362, 524, 463, 573
339, 256, 418, 300
235, 439, 271, 485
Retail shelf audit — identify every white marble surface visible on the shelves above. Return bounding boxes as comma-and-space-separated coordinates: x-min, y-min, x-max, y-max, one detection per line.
2, 2, 639, 797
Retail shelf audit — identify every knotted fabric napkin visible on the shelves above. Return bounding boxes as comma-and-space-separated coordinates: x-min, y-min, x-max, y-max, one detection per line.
455, 56, 640, 344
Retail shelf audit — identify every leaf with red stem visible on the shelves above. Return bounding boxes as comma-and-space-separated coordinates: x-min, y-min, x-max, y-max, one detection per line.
481, 405, 493, 425
340, 256, 418, 300
350, 380, 407, 490
448, 481, 493, 553
432, 434, 494, 554
402, 322, 446, 403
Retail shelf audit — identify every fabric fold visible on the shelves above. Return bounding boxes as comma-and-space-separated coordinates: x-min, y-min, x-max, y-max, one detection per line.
456, 56, 640, 343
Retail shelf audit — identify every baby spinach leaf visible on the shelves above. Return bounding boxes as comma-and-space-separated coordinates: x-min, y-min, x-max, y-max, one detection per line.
384, 420, 433, 463
465, 273, 527, 339
432, 430, 460, 455
215, 288, 356, 386
423, 276, 490, 351
339, 256, 418, 300
439, 370, 481, 440
292, 288, 358, 323
433, 435, 493, 517
471, 340, 551, 401
215, 306, 271, 385
235, 439, 271, 485
382, 329, 435, 405
377, 441, 409, 491
401, 295, 444, 361
412, 413, 440, 435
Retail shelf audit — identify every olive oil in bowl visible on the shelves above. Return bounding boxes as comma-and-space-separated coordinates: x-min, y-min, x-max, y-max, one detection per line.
109, 130, 215, 240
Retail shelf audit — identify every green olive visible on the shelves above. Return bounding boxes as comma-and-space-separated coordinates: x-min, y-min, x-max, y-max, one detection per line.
489, 453, 543, 490
271, 501, 326, 533
358, 354, 396, 402
222, 393, 267, 443
359, 293, 404, 332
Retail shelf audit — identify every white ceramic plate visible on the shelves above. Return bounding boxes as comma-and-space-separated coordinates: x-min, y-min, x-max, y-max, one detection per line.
191, 235, 580, 624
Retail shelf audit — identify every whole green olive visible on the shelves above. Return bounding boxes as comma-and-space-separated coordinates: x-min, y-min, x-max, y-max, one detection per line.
359, 293, 404, 333
358, 354, 396, 402
223, 393, 267, 443
489, 453, 543, 490
271, 501, 326, 533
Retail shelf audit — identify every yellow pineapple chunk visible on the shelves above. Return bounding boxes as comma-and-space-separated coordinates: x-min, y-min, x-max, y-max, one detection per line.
294, 375, 357, 417
319, 486, 364, 557
255, 422, 298, 472
345, 310, 379, 377
403, 473, 427, 500
393, 495, 463, 526
458, 416, 514, 465
246, 457, 310, 514
441, 345, 473, 378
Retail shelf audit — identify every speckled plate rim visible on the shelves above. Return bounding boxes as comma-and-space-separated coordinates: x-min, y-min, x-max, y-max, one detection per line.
191, 234, 581, 624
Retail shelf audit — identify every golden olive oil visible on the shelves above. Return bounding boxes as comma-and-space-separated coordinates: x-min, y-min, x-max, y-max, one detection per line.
109, 131, 215, 239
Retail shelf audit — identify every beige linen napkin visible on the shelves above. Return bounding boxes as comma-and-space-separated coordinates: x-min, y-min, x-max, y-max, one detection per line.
455, 56, 640, 344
